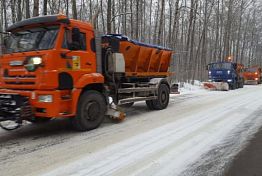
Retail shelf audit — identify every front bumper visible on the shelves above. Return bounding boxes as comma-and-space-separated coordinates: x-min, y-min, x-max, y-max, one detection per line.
0, 89, 74, 119
244, 80, 259, 84
209, 78, 232, 83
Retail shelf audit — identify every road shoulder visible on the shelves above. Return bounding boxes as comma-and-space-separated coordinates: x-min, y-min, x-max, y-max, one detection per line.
225, 127, 262, 176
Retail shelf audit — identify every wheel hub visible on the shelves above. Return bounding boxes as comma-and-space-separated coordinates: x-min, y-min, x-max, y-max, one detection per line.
84, 101, 100, 121
161, 91, 167, 103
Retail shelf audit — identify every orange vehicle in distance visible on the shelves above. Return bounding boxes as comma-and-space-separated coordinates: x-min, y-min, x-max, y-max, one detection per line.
243, 66, 262, 84
0, 15, 173, 131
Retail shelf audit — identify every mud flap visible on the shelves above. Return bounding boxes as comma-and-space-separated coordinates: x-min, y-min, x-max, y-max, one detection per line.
170, 84, 180, 94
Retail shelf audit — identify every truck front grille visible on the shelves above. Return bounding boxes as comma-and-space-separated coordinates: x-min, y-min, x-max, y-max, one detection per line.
3, 69, 36, 86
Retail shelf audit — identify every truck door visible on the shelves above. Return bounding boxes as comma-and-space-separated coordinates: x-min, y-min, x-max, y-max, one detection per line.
60, 27, 96, 74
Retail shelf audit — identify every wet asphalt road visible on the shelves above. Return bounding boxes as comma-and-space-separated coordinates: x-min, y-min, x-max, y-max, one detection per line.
225, 127, 262, 176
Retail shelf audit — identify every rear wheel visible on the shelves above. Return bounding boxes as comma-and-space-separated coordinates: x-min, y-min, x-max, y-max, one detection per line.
151, 84, 170, 110
239, 80, 244, 88
230, 82, 237, 90
72, 90, 106, 131
146, 100, 154, 110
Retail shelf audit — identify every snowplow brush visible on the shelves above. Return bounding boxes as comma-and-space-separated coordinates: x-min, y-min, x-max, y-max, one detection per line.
203, 82, 229, 91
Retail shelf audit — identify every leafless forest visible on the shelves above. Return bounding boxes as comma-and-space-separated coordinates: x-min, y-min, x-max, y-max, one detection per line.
0, 0, 262, 82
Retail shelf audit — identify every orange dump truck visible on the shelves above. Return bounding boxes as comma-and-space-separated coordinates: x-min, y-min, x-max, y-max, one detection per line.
0, 15, 173, 131
243, 66, 262, 84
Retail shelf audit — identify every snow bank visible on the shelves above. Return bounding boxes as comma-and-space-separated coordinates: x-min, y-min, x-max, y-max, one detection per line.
178, 80, 205, 94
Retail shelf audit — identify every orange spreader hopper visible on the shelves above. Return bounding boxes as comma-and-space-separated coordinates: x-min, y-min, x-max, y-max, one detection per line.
102, 34, 173, 78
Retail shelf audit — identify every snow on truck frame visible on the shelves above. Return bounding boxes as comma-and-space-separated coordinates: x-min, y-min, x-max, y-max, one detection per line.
0, 15, 173, 131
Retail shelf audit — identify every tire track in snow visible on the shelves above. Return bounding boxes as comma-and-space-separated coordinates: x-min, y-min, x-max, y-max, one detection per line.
42, 88, 262, 176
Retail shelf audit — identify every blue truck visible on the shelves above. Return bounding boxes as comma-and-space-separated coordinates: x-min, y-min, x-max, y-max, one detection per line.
205, 62, 244, 90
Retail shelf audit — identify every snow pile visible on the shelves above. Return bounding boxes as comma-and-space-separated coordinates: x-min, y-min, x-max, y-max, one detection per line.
178, 80, 204, 94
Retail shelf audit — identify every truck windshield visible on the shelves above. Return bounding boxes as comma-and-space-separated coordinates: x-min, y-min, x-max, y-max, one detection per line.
1, 25, 59, 54
209, 63, 232, 70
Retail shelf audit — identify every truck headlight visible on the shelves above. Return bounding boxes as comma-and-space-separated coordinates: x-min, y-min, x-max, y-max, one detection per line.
208, 71, 211, 75
38, 95, 53, 103
227, 79, 232, 82
24, 56, 42, 72
227, 70, 231, 74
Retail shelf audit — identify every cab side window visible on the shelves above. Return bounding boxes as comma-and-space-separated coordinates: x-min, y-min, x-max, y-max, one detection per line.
62, 29, 87, 51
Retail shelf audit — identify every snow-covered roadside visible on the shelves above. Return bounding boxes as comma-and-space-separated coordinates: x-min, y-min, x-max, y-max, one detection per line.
178, 80, 205, 94
41, 86, 262, 176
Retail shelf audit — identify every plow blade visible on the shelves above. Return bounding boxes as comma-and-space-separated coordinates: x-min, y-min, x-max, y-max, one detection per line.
244, 80, 258, 85
203, 82, 229, 91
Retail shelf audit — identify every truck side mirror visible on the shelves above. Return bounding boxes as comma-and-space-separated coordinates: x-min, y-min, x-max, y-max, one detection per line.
69, 27, 81, 50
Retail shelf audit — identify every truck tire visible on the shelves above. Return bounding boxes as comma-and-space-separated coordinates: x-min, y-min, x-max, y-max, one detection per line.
230, 82, 237, 90
146, 100, 154, 110
239, 81, 244, 88
72, 90, 106, 131
151, 84, 170, 110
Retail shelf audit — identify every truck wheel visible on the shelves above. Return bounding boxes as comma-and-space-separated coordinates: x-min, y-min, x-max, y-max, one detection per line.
240, 81, 244, 88
151, 84, 170, 110
236, 82, 239, 89
72, 90, 106, 131
230, 83, 236, 90
146, 100, 154, 110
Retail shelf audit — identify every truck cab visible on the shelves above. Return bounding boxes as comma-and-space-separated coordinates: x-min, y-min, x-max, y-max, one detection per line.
207, 62, 244, 90
0, 15, 102, 130
243, 67, 262, 84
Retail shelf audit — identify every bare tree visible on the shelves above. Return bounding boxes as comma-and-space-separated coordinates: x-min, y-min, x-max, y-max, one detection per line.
72, 0, 77, 19
43, 0, 48, 15
33, 0, 39, 17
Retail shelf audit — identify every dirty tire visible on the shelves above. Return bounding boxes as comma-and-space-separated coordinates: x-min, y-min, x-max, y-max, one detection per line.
146, 100, 154, 110
72, 90, 106, 131
230, 82, 237, 90
152, 84, 170, 110
239, 81, 244, 88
